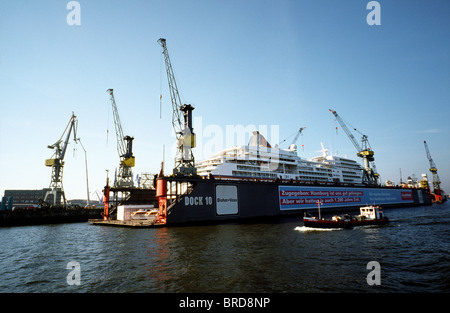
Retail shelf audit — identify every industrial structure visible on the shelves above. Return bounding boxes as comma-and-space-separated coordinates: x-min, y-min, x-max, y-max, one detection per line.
99, 38, 198, 223
281, 127, 306, 152
107, 88, 135, 187
101, 90, 158, 221
43, 112, 78, 205
90, 38, 436, 228
423, 140, 446, 203
158, 38, 196, 176
2, 189, 50, 209
329, 109, 379, 186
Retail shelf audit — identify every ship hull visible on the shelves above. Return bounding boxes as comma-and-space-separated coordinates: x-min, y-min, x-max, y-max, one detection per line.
303, 217, 389, 229
158, 177, 432, 225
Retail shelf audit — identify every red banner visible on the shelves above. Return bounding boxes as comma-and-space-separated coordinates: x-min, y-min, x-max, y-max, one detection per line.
401, 191, 413, 201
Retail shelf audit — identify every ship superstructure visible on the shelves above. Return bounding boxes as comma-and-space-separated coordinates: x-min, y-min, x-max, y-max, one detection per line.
196, 131, 364, 185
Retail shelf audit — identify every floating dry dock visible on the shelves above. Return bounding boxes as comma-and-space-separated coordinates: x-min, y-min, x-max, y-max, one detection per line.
88, 218, 165, 228
154, 176, 432, 225
92, 175, 432, 228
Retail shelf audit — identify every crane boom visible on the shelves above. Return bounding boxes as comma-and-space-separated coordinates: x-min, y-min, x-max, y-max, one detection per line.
329, 109, 361, 151
44, 112, 78, 205
107, 88, 127, 158
157, 38, 183, 136
329, 109, 379, 185
424, 140, 437, 172
424, 140, 444, 202
107, 89, 135, 187
292, 127, 305, 142
285, 127, 306, 152
158, 38, 196, 175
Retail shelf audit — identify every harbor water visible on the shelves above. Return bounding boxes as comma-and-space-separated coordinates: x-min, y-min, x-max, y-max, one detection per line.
0, 203, 449, 293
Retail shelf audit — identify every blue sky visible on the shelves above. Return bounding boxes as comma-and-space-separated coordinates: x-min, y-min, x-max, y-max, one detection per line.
1, 0, 449, 200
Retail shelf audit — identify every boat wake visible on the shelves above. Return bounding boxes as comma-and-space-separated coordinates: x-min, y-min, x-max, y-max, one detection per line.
294, 226, 342, 232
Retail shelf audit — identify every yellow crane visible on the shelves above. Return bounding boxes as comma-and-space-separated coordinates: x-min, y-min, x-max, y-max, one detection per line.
329, 109, 379, 185
107, 89, 135, 187
44, 113, 78, 205
158, 38, 196, 175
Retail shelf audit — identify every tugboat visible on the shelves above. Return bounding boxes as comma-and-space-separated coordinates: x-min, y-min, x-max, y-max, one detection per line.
303, 205, 389, 229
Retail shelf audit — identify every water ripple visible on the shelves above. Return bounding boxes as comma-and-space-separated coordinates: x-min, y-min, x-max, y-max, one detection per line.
1, 203, 449, 292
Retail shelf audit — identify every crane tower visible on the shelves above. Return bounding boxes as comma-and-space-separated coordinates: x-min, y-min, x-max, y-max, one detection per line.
107, 89, 135, 187
44, 112, 78, 205
329, 109, 379, 185
158, 38, 196, 175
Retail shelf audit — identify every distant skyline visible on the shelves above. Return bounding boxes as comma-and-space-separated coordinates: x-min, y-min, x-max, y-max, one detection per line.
1, 0, 449, 199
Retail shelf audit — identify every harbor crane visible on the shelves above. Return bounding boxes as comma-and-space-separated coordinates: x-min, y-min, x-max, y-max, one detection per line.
329, 109, 379, 186
281, 127, 306, 152
289, 127, 306, 152
423, 140, 445, 203
44, 112, 78, 205
158, 38, 196, 175
107, 88, 135, 187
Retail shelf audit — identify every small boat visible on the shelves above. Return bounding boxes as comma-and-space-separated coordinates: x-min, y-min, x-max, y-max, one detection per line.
131, 208, 159, 220
303, 205, 389, 229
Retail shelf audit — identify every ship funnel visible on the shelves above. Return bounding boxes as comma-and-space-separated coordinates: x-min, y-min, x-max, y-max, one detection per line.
248, 131, 272, 148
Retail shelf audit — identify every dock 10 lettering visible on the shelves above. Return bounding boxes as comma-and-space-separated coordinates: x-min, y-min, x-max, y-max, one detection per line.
185, 196, 213, 206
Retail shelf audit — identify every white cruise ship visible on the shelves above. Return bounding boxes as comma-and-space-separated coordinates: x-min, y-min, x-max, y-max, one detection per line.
196, 131, 364, 184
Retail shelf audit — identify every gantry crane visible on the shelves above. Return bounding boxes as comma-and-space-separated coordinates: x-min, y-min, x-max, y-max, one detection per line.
44, 112, 78, 205
107, 88, 135, 187
423, 140, 445, 203
329, 109, 379, 185
158, 38, 196, 175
